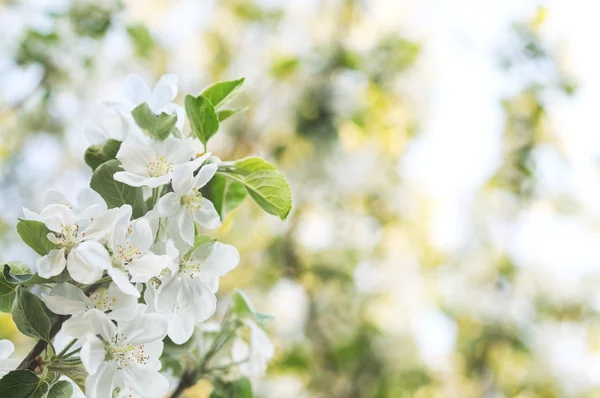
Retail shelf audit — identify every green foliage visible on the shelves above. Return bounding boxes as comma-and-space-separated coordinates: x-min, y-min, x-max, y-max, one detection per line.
0, 370, 49, 398
84, 139, 122, 171
217, 108, 246, 122
127, 24, 154, 59
202, 174, 248, 220
185, 95, 220, 148
217, 157, 292, 220
90, 159, 145, 218
46, 381, 73, 398
131, 103, 177, 141
210, 377, 254, 398
16, 220, 58, 256
232, 289, 256, 317
201, 78, 244, 108
12, 289, 53, 342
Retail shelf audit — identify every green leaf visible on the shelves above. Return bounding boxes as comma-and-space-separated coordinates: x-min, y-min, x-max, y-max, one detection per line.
185, 95, 219, 147
12, 289, 52, 342
232, 378, 254, 398
201, 78, 244, 108
84, 139, 122, 171
217, 157, 292, 220
126, 24, 154, 59
0, 370, 49, 398
90, 159, 145, 218
131, 102, 177, 141
2, 263, 55, 286
16, 219, 58, 256
232, 289, 255, 317
218, 108, 246, 122
46, 380, 72, 398
202, 174, 248, 219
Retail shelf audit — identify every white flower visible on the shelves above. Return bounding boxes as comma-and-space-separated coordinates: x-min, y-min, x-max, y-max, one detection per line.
84, 108, 131, 146
23, 188, 107, 224
33, 202, 116, 283
0, 340, 20, 376
111, 73, 185, 131
232, 321, 275, 377
155, 164, 221, 246
148, 240, 239, 344
84, 205, 170, 297
114, 133, 210, 188
42, 283, 144, 338
80, 311, 169, 398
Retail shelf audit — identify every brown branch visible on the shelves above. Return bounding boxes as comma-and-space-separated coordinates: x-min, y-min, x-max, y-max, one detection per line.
17, 314, 70, 371
171, 370, 197, 398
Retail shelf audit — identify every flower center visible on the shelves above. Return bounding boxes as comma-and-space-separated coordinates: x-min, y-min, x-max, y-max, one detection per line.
89, 287, 117, 311
111, 242, 141, 270
147, 156, 173, 177
53, 223, 81, 252
179, 258, 201, 278
105, 334, 150, 367
181, 191, 203, 212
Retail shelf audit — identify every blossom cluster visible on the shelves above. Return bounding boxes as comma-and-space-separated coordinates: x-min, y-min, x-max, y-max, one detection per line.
0, 74, 288, 398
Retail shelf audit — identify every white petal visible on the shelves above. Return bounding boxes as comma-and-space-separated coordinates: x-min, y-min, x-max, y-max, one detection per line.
172, 166, 194, 195
0, 340, 14, 359
84, 124, 108, 145
120, 314, 168, 346
250, 322, 275, 359
63, 309, 117, 340
43, 190, 72, 208
156, 73, 178, 99
42, 283, 90, 315
81, 336, 106, 374
108, 267, 139, 297
159, 136, 194, 165
143, 174, 173, 188
83, 205, 132, 243
107, 282, 138, 311
121, 364, 169, 398
109, 303, 146, 323
114, 172, 148, 187
184, 152, 211, 172
194, 198, 221, 229
128, 218, 153, 253
181, 279, 216, 322
67, 241, 109, 284
168, 312, 195, 345
40, 204, 77, 232
124, 74, 151, 106
199, 242, 240, 278
116, 135, 155, 173
193, 163, 217, 189
76, 188, 107, 220
164, 240, 180, 274
22, 207, 41, 221
232, 338, 250, 363
128, 253, 168, 282
155, 274, 180, 314
85, 361, 116, 398
36, 248, 66, 278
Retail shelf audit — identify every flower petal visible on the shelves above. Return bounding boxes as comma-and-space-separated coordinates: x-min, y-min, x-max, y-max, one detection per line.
108, 267, 139, 297
67, 241, 109, 284
85, 361, 116, 398
76, 188, 107, 220
128, 218, 153, 253
181, 279, 216, 322
194, 198, 221, 230
172, 166, 194, 195
36, 248, 66, 278
154, 192, 180, 217
114, 171, 148, 187
168, 312, 195, 345
42, 283, 90, 315
193, 163, 217, 189
128, 253, 168, 283
197, 242, 240, 278
40, 204, 77, 233
0, 340, 14, 359
120, 314, 168, 346
124, 74, 151, 106
121, 364, 169, 398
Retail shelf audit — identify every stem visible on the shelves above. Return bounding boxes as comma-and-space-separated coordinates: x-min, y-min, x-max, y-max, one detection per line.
56, 339, 77, 359
171, 370, 196, 398
17, 315, 70, 371
151, 186, 163, 208
60, 348, 81, 360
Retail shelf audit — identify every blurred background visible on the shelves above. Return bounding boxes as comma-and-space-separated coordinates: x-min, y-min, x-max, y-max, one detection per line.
1, 0, 600, 397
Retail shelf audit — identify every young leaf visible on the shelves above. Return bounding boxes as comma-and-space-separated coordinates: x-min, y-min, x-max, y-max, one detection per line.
84, 139, 122, 171
46, 380, 73, 398
201, 78, 244, 108
0, 370, 49, 398
217, 157, 292, 220
2, 263, 55, 286
90, 159, 145, 218
232, 378, 254, 398
0, 264, 18, 313
185, 95, 219, 147
12, 289, 52, 342
218, 108, 246, 122
232, 289, 256, 317
202, 174, 248, 219
16, 219, 58, 256
131, 102, 177, 141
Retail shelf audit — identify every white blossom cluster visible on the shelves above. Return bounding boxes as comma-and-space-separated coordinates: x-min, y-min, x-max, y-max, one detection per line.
7, 74, 275, 398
